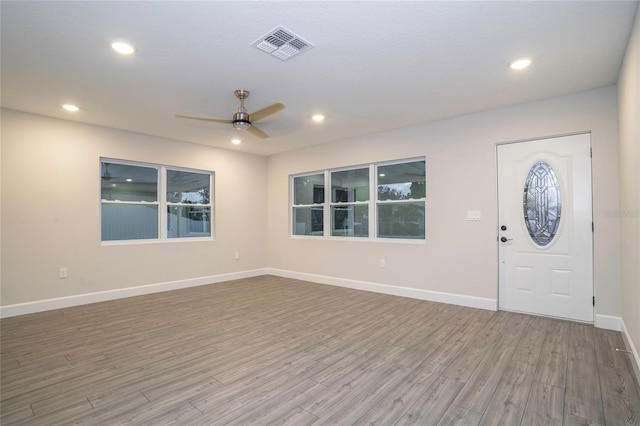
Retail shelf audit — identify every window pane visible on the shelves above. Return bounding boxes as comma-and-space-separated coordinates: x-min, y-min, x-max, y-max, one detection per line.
293, 174, 324, 205
377, 202, 425, 239
101, 204, 158, 241
101, 162, 158, 202
293, 206, 323, 235
167, 206, 211, 238
331, 168, 369, 203
377, 161, 425, 201
167, 170, 210, 204
331, 205, 368, 237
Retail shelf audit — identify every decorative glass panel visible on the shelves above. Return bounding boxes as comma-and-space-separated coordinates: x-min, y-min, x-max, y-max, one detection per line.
523, 161, 562, 246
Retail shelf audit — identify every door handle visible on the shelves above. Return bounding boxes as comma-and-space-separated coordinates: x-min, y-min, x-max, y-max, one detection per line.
500, 236, 513, 243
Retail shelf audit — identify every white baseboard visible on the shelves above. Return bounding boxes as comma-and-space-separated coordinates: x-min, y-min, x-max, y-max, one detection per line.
595, 314, 622, 331
267, 268, 497, 311
621, 319, 640, 386
2, 268, 622, 337
0, 268, 268, 318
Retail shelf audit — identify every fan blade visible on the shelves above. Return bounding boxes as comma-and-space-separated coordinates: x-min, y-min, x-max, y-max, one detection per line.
247, 125, 269, 139
175, 114, 233, 124
250, 103, 285, 122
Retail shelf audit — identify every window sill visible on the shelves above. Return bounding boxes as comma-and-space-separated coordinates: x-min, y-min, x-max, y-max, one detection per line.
101, 236, 215, 246
289, 235, 426, 244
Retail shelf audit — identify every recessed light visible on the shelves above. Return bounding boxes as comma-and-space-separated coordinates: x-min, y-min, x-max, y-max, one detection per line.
126, 178, 132, 182
509, 57, 532, 70
62, 104, 79, 112
312, 114, 325, 122
111, 42, 135, 55
379, 173, 386, 177
231, 139, 242, 145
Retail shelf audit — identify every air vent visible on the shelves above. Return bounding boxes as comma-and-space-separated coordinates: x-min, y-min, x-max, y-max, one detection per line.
252, 26, 314, 61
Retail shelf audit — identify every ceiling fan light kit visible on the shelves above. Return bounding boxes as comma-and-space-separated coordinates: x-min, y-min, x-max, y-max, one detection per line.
232, 116, 251, 130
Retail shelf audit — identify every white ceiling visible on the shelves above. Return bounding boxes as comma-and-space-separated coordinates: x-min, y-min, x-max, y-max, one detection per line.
1, 1, 637, 156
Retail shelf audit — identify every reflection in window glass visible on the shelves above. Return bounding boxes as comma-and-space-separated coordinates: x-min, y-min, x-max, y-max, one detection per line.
330, 167, 369, 238
166, 169, 212, 239
377, 160, 426, 239
101, 204, 158, 241
331, 168, 369, 203
167, 206, 211, 238
290, 158, 426, 240
101, 161, 159, 241
293, 173, 325, 236
294, 174, 324, 205
101, 162, 158, 202
293, 206, 324, 236
331, 205, 368, 237
167, 170, 210, 204
378, 202, 425, 239
377, 161, 425, 201
101, 159, 214, 242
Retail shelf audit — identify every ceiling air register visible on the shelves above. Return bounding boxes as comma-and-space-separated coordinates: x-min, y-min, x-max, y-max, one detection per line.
251, 26, 314, 61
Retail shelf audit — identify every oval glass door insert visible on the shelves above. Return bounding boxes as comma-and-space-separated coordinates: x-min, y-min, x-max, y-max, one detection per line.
523, 161, 562, 246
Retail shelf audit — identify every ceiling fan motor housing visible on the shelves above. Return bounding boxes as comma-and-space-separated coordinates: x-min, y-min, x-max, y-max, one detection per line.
233, 111, 251, 130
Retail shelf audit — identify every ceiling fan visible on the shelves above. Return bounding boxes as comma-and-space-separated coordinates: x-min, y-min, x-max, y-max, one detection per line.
100, 163, 134, 183
175, 90, 285, 139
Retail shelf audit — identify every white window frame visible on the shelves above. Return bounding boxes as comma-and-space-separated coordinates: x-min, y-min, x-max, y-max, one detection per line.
290, 157, 426, 242
374, 158, 426, 240
329, 165, 371, 238
165, 166, 214, 240
100, 158, 214, 244
291, 171, 327, 237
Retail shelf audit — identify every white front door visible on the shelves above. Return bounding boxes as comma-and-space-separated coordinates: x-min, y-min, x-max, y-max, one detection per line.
497, 133, 593, 322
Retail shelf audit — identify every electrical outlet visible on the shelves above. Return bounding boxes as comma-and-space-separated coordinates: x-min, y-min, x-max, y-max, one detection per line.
59, 267, 68, 279
379, 259, 386, 268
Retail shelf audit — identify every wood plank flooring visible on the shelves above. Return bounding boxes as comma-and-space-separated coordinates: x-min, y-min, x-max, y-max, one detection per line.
1, 275, 639, 425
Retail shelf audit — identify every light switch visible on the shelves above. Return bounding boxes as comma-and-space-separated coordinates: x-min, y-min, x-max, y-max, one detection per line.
467, 211, 482, 221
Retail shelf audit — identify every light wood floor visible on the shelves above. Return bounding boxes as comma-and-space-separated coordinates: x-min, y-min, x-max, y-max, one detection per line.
1, 275, 639, 425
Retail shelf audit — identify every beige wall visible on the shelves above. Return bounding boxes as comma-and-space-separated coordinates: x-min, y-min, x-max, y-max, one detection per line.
618, 7, 640, 366
0, 109, 268, 306
0, 85, 624, 323
267, 86, 621, 318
